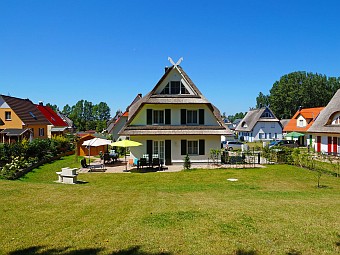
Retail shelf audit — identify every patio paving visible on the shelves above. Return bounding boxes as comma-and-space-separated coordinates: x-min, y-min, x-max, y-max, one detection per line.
78, 157, 264, 174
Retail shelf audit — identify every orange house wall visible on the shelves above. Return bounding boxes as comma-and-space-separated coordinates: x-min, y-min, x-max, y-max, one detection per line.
26, 124, 49, 139
77, 135, 109, 156
0, 108, 23, 129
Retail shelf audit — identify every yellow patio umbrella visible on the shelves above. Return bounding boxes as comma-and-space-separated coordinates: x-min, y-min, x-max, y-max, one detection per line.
111, 140, 142, 171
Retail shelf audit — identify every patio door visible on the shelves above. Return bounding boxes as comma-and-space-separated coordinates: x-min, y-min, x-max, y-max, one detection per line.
153, 141, 165, 163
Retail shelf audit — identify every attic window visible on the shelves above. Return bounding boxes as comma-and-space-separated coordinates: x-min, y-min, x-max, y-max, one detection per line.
241, 122, 247, 128
29, 112, 37, 120
261, 111, 272, 118
161, 81, 189, 95
5, 111, 11, 120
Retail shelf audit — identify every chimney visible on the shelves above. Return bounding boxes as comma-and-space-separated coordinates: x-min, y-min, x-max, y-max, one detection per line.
39, 101, 43, 106
164, 66, 169, 73
298, 106, 302, 111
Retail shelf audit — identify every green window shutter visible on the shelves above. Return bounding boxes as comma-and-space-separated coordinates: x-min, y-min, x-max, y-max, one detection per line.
181, 109, 187, 125
199, 109, 205, 125
199, 139, 205, 155
165, 109, 171, 125
147, 109, 152, 125
181, 140, 187, 155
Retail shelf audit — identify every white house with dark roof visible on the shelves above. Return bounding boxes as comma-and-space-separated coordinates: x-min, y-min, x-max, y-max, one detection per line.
235, 106, 283, 142
119, 62, 233, 165
308, 89, 340, 154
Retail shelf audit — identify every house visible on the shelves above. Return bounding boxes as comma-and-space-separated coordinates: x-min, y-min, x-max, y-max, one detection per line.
36, 102, 69, 137
107, 94, 142, 141
119, 62, 233, 165
235, 106, 283, 142
307, 89, 340, 154
57, 112, 76, 133
283, 107, 324, 146
0, 95, 50, 143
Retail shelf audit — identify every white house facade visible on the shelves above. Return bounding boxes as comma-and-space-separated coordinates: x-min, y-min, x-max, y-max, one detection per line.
308, 89, 340, 155
235, 107, 283, 142
119, 63, 233, 165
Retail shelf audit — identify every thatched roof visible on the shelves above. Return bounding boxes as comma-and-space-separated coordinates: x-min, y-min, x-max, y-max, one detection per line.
235, 107, 280, 132
120, 65, 233, 136
308, 89, 340, 134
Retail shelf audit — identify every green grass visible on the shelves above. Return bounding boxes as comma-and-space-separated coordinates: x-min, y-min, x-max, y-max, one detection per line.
1, 155, 340, 255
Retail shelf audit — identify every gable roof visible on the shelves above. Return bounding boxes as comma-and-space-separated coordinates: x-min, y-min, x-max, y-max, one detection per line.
283, 107, 324, 132
36, 104, 68, 127
235, 107, 280, 132
308, 89, 340, 134
0, 95, 50, 125
126, 65, 224, 123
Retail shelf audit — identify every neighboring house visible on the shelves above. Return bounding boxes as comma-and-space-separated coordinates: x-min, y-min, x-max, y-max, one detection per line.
280, 119, 291, 132
57, 112, 76, 133
283, 107, 324, 146
228, 118, 242, 131
308, 89, 340, 154
36, 102, 69, 137
0, 95, 50, 143
119, 63, 233, 165
235, 107, 283, 142
107, 94, 143, 141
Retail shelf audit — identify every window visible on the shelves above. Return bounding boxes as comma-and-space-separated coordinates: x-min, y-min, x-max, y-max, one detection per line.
188, 141, 198, 155
161, 81, 189, 95
299, 119, 304, 127
39, 128, 44, 137
261, 111, 272, 118
153, 110, 164, 124
187, 110, 198, 124
274, 133, 277, 139
333, 116, 340, 125
259, 133, 265, 139
5, 111, 11, 120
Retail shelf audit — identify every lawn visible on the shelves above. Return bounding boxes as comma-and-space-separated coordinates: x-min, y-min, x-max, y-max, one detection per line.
0, 155, 339, 255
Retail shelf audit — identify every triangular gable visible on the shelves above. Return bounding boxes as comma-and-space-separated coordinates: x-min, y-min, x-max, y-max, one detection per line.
260, 108, 275, 118
0, 96, 10, 108
154, 67, 197, 95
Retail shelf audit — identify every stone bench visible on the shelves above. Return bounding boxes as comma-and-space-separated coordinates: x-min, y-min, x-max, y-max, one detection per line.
56, 167, 78, 184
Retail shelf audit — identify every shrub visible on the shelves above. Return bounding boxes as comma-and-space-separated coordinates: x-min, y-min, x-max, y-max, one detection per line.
183, 154, 191, 170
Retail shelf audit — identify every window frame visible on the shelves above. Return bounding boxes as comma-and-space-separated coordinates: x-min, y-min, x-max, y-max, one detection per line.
39, 128, 45, 137
187, 140, 199, 155
153, 110, 164, 125
187, 110, 198, 125
5, 111, 11, 120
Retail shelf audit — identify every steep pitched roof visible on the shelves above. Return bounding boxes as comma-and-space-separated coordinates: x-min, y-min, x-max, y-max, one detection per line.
0, 95, 50, 125
36, 104, 68, 127
283, 107, 324, 132
125, 65, 227, 126
235, 107, 280, 132
308, 89, 340, 134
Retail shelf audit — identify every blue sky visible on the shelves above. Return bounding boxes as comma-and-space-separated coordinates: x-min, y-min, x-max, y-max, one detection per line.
1, 0, 339, 116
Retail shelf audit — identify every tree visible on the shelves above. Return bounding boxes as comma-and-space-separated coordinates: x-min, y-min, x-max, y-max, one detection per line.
62, 104, 72, 116
256, 92, 269, 108
46, 103, 59, 111
256, 72, 340, 119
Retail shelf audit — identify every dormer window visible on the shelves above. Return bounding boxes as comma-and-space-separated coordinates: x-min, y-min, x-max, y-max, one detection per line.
161, 81, 189, 95
241, 122, 247, 128
333, 116, 340, 125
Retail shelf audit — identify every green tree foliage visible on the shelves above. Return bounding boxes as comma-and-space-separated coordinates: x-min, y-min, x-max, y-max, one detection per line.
228, 112, 246, 123
257, 71, 340, 119
46, 103, 59, 111
256, 92, 270, 108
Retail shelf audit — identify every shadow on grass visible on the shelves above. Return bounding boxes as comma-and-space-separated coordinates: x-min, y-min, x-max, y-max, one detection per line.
336, 233, 340, 247
286, 249, 302, 255
8, 245, 172, 255
234, 249, 258, 255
